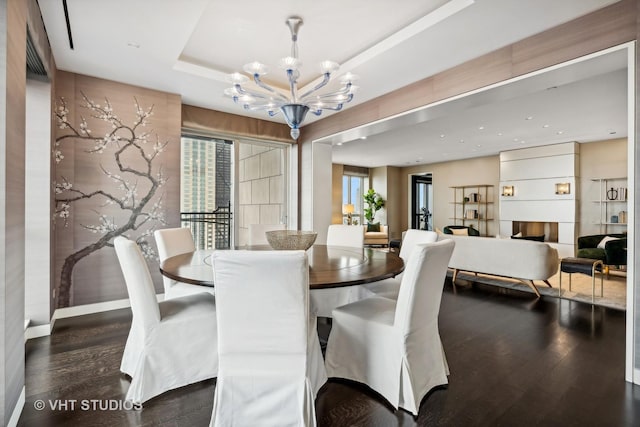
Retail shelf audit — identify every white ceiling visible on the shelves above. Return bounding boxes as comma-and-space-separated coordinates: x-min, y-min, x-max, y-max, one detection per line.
39, 0, 624, 166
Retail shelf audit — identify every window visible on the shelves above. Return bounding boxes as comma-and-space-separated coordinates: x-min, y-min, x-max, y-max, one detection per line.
342, 174, 368, 225
236, 139, 289, 246
180, 135, 232, 249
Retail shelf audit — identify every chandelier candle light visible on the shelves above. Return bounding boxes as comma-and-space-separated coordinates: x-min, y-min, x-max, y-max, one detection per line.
225, 16, 358, 139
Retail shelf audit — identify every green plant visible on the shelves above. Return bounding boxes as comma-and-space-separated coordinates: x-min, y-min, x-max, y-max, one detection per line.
363, 188, 385, 223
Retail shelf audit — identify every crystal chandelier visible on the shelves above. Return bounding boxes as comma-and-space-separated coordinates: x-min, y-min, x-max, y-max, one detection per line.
225, 16, 358, 139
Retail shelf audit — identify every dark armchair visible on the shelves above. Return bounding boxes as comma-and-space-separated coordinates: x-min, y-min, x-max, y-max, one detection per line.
576, 233, 627, 266
443, 225, 480, 236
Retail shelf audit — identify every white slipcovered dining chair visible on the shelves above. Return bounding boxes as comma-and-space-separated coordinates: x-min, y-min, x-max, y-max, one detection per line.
326, 224, 365, 248
248, 223, 286, 246
325, 239, 455, 415
114, 236, 218, 404
364, 229, 439, 300
210, 250, 327, 427
154, 227, 214, 299
311, 224, 368, 317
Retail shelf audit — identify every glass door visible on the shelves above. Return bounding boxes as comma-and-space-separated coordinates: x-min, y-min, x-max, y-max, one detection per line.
411, 174, 433, 230
180, 135, 233, 249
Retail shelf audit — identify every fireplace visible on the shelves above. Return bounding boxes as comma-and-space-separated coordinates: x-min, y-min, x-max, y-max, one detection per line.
512, 221, 558, 243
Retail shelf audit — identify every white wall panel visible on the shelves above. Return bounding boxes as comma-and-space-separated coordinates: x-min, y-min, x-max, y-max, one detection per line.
500, 200, 576, 222
500, 142, 578, 162
311, 142, 333, 244
558, 223, 576, 246
501, 154, 577, 181
548, 242, 574, 259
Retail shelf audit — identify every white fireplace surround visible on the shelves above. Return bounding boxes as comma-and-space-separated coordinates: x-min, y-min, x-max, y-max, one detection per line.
499, 142, 578, 258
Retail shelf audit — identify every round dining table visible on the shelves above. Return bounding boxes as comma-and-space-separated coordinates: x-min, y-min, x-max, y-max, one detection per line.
159, 245, 404, 290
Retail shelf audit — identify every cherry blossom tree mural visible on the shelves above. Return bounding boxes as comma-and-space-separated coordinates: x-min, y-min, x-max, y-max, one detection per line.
54, 93, 168, 308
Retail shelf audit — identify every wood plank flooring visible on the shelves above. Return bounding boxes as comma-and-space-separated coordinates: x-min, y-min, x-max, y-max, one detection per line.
18, 280, 640, 426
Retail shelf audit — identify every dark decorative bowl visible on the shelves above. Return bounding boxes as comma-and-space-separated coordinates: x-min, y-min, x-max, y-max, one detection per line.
265, 230, 317, 251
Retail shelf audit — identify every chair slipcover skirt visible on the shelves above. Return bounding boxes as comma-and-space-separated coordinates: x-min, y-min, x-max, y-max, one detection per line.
325, 240, 454, 415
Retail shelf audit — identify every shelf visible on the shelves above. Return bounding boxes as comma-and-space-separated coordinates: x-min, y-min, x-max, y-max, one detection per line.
450, 185, 494, 236
591, 177, 628, 234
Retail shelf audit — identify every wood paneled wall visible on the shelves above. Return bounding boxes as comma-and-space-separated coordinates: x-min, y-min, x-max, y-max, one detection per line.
1, 0, 27, 423
54, 72, 181, 308
182, 104, 292, 143
301, 0, 636, 143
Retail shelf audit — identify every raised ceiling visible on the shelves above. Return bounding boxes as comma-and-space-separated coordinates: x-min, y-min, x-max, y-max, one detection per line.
39, 0, 623, 165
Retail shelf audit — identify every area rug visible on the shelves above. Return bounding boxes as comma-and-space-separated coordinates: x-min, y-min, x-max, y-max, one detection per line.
448, 271, 626, 311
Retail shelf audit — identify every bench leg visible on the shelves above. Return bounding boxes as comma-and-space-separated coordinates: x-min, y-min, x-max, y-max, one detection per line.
519, 279, 541, 298
452, 268, 459, 284
543, 280, 552, 288
559, 271, 562, 297
594, 260, 604, 300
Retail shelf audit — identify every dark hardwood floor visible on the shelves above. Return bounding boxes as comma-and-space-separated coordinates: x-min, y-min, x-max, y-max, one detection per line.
18, 280, 640, 426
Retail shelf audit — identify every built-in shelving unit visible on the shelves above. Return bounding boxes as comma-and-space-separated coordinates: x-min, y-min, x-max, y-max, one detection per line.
591, 177, 627, 234
450, 185, 494, 236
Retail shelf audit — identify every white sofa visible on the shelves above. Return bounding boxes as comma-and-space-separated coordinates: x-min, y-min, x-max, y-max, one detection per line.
437, 234, 559, 297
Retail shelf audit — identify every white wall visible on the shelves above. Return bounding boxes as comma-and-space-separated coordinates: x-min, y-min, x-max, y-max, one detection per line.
578, 138, 628, 236
301, 141, 332, 243
25, 78, 51, 326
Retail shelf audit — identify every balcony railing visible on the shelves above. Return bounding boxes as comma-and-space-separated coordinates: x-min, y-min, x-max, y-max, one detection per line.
181, 203, 232, 249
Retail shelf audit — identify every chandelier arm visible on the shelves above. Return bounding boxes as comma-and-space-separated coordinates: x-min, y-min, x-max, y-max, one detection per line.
297, 73, 331, 100
300, 83, 353, 103
251, 75, 290, 102
316, 104, 345, 112
233, 84, 275, 101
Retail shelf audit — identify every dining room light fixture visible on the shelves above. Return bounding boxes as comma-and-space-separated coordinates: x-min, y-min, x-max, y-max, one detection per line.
224, 16, 359, 140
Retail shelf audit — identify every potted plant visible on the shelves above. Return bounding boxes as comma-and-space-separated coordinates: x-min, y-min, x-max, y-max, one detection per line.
363, 189, 385, 230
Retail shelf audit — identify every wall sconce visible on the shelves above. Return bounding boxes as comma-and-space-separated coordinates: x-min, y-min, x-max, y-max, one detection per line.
343, 203, 355, 225
501, 185, 514, 197
555, 182, 570, 195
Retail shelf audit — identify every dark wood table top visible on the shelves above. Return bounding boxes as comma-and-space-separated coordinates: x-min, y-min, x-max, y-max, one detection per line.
159, 245, 404, 290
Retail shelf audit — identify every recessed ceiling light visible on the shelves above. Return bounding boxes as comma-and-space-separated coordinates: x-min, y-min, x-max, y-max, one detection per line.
525, 116, 533, 120
478, 126, 485, 130
335, 142, 343, 146
127, 42, 140, 48
459, 139, 465, 143
543, 124, 550, 128
497, 132, 503, 136
360, 136, 367, 140
513, 138, 519, 142
557, 130, 564, 135
520, 140, 526, 144
440, 134, 446, 138
476, 144, 482, 148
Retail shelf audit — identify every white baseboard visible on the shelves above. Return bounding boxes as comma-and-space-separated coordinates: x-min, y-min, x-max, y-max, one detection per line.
52, 298, 133, 320
53, 293, 165, 321
25, 323, 53, 340
7, 386, 25, 427
24, 294, 165, 340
